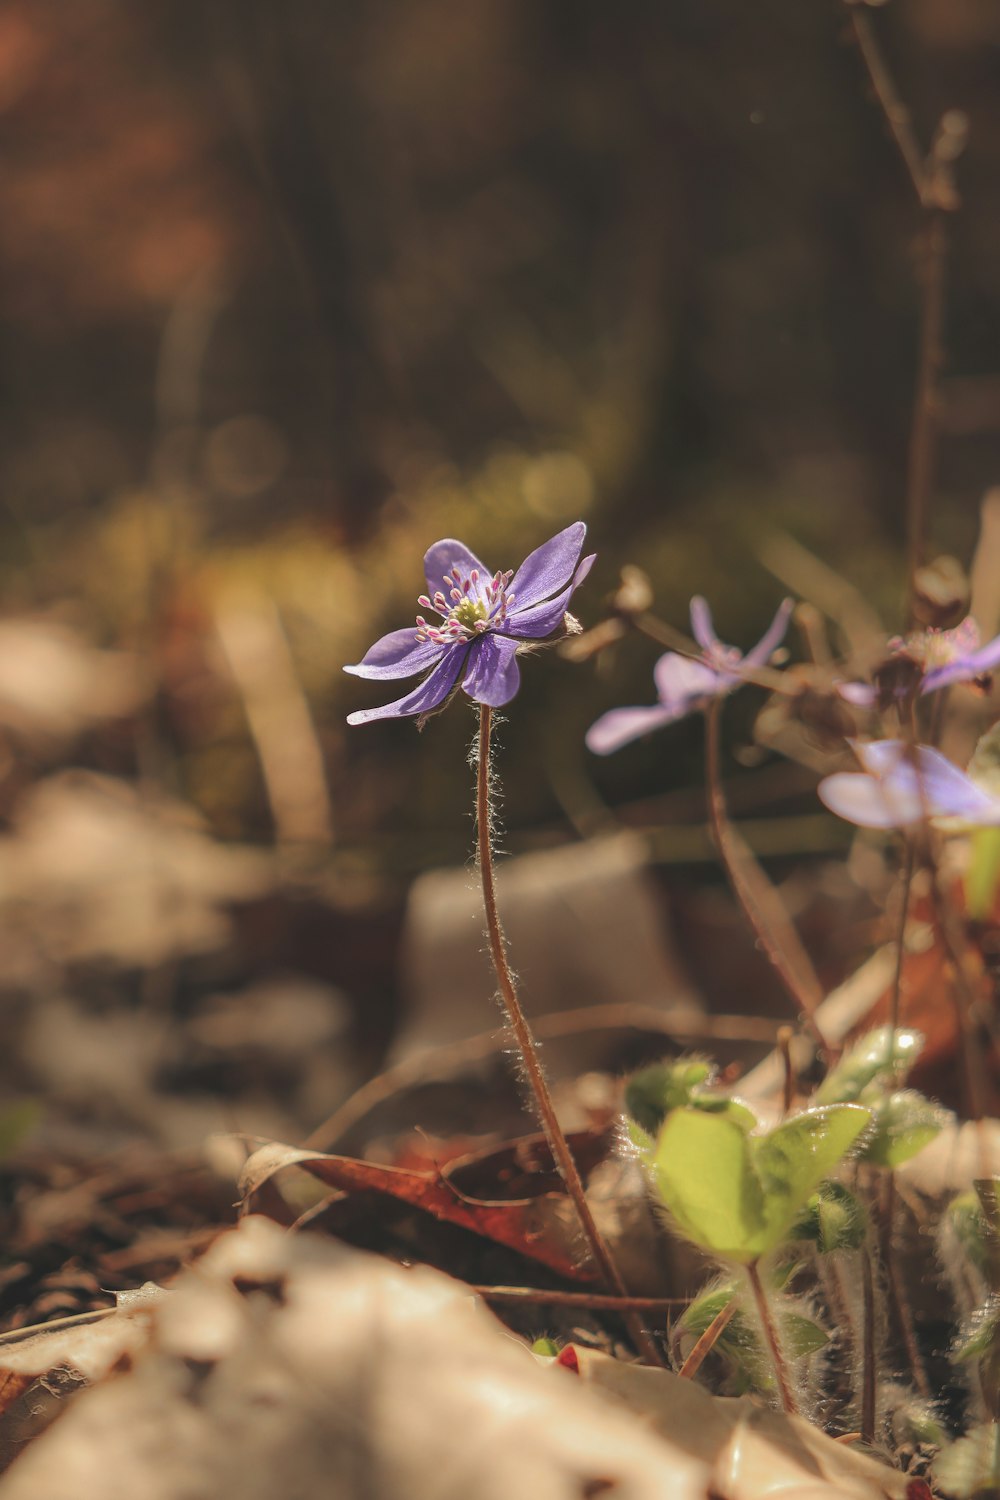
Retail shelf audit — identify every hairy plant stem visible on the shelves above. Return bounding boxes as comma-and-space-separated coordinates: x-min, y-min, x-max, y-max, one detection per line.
475, 705, 663, 1366
705, 699, 829, 1054
888, 840, 915, 1040
880, 1171, 931, 1399
860, 1244, 877, 1446
745, 1261, 797, 1415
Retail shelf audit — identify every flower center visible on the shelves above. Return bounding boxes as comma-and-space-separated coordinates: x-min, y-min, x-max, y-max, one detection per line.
414, 564, 516, 645
891, 616, 980, 672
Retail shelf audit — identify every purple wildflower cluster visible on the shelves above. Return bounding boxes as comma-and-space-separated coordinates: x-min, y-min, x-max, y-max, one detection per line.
345, 524, 1000, 836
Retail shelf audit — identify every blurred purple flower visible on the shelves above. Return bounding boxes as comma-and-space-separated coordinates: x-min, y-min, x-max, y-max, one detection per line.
586, 595, 793, 755
818, 739, 1000, 829
839, 617, 1000, 707
345, 523, 594, 724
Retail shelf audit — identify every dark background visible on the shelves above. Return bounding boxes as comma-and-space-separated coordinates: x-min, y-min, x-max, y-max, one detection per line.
0, 0, 998, 1145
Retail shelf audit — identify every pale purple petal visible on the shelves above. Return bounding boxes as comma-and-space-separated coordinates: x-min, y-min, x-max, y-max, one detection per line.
742, 598, 794, 669
818, 772, 923, 829
586, 703, 681, 756
423, 539, 492, 601
836, 681, 878, 707
507, 523, 586, 612
504, 553, 595, 640
461, 632, 521, 706
689, 597, 721, 652
346, 645, 467, 725
820, 739, 1000, 828
853, 741, 995, 817
653, 653, 724, 715
343, 628, 444, 681
923, 631, 1000, 693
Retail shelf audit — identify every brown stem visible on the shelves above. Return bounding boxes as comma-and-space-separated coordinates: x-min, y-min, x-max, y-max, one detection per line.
845, 8, 927, 202
705, 699, 829, 1052
476, 706, 663, 1366
677, 1297, 737, 1382
746, 1260, 798, 1415
889, 840, 916, 1038
472, 1286, 686, 1313
880, 1172, 931, 1399
860, 1244, 877, 1445
904, 211, 949, 626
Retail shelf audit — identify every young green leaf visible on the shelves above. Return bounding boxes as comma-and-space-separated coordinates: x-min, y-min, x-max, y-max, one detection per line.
861, 1090, 949, 1169
653, 1103, 871, 1264
625, 1058, 755, 1138
814, 1026, 924, 1105
790, 1180, 868, 1254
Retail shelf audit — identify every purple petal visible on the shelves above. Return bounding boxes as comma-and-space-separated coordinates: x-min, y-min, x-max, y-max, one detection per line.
836, 681, 878, 707
586, 703, 680, 755
817, 772, 921, 829
922, 631, 1000, 693
504, 553, 595, 640
461, 632, 521, 706
507, 523, 586, 612
343, 628, 444, 681
821, 740, 1000, 827
653, 653, 724, 716
742, 598, 794, 669
423, 539, 492, 602
347, 644, 467, 725
689, 597, 721, 652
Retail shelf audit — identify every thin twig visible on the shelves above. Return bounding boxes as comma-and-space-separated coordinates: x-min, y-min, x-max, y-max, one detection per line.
888, 840, 916, 1037
860, 1244, 877, 1445
704, 699, 829, 1052
472, 1285, 687, 1312
677, 1297, 737, 1382
843, 5, 965, 627
880, 1171, 931, 1399
845, 8, 926, 201
476, 705, 664, 1367
905, 210, 949, 626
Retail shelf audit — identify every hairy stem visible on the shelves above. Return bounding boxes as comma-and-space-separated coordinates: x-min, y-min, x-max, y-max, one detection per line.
705, 699, 829, 1053
476, 705, 662, 1365
746, 1260, 797, 1415
880, 1171, 931, 1399
861, 1244, 877, 1446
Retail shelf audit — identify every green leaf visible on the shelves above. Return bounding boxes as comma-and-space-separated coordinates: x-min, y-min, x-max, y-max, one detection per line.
675, 1279, 826, 1394
625, 1058, 756, 1137
790, 1180, 868, 1254
861, 1090, 949, 1168
954, 1300, 1000, 1365
933, 1421, 1000, 1499
966, 828, 1000, 922
814, 1026, 924, 1105
653, 1103, 871, 1264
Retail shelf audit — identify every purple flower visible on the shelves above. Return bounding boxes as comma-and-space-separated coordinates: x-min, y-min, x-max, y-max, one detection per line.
585, 595, 793, 755
345, 522, 595, 724
838, 617, 1000, 706
817, 739, 1000, 829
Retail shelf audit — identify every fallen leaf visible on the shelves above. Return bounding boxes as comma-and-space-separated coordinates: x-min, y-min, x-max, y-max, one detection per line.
239, 1134, 609, 1280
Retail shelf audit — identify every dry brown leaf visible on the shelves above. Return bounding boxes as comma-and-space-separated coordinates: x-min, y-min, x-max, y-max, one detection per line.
572, 1347, 911, 1499
239, 1135, 602, 1279
0, 1218, 917, 1500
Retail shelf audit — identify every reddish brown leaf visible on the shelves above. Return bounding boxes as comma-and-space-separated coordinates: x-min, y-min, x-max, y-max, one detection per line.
239, 1133, 614, 1280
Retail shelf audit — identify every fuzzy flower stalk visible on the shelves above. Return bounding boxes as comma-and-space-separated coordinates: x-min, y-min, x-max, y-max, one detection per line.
345, 524, 661, 1363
